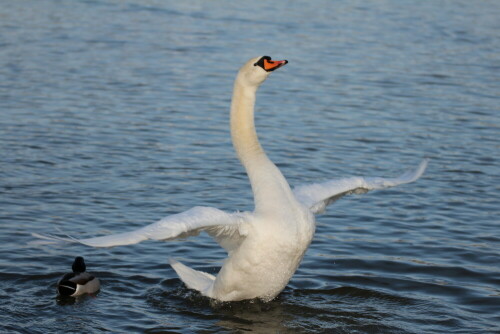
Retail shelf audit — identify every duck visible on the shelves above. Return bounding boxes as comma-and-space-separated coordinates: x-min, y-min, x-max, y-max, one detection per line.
57, 256, 100, 297
35, 56, 428, 302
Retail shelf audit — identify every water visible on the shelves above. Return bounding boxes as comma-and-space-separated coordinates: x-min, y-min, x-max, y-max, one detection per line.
1, 0, 499, 333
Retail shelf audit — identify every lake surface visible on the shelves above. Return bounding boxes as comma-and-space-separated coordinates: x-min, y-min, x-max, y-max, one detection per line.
1, 0, 499, 333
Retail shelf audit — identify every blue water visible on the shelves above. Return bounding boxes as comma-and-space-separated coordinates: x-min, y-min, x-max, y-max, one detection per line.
1, 0, 499, 333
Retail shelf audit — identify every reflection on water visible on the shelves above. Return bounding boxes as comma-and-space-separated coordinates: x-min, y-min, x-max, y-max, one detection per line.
1, 0, 499, 333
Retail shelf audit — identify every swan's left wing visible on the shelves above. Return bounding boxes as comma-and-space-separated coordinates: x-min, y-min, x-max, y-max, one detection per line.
32, 206, 248, 251
294, 159, 428, 214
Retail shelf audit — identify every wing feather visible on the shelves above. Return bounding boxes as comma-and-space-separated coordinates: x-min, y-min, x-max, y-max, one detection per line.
294, 159, 428, 214
32, 206, 248, 250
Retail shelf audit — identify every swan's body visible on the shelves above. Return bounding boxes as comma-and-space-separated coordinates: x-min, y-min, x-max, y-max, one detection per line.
57, 257, 100, 297
34, 56, 428, 302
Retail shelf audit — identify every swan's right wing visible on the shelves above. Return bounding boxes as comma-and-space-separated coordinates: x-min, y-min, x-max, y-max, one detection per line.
32, 206, 249, 252
294, 159, 428, 214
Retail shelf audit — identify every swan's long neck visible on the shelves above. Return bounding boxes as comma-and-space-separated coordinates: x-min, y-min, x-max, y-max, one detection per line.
230, 79, 296, 214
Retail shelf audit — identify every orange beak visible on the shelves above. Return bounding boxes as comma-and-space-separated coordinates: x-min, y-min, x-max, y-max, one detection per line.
263, 58, 288, 72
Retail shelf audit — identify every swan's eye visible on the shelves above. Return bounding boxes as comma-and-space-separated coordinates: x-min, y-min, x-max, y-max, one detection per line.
254, 56, 272, 67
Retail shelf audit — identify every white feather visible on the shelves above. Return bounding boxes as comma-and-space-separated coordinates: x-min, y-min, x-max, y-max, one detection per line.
33, 206, 247, 249
293, 159, 428, 214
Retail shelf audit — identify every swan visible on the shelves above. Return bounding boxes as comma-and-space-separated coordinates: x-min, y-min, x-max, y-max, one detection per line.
34, 56, 428, 302
57, 256, 100, 297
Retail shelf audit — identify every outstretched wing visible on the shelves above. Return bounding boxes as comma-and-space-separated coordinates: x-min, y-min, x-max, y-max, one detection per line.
293, 159, 428, 214
32, 206, 249, 252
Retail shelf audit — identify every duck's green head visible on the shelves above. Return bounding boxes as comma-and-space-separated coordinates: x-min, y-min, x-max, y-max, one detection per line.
72, 256, 86, 273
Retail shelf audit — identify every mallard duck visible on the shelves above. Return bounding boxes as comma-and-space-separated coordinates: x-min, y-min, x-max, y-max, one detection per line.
57, 256, 100, 297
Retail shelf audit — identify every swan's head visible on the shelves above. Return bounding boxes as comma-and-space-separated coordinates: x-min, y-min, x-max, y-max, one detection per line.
237, 56, 288, 87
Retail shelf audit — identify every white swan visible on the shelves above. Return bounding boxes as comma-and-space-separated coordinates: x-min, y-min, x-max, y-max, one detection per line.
33, 56, 428, 302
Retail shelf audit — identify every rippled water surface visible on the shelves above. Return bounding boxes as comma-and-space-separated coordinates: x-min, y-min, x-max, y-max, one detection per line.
1, 0, 499, 333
